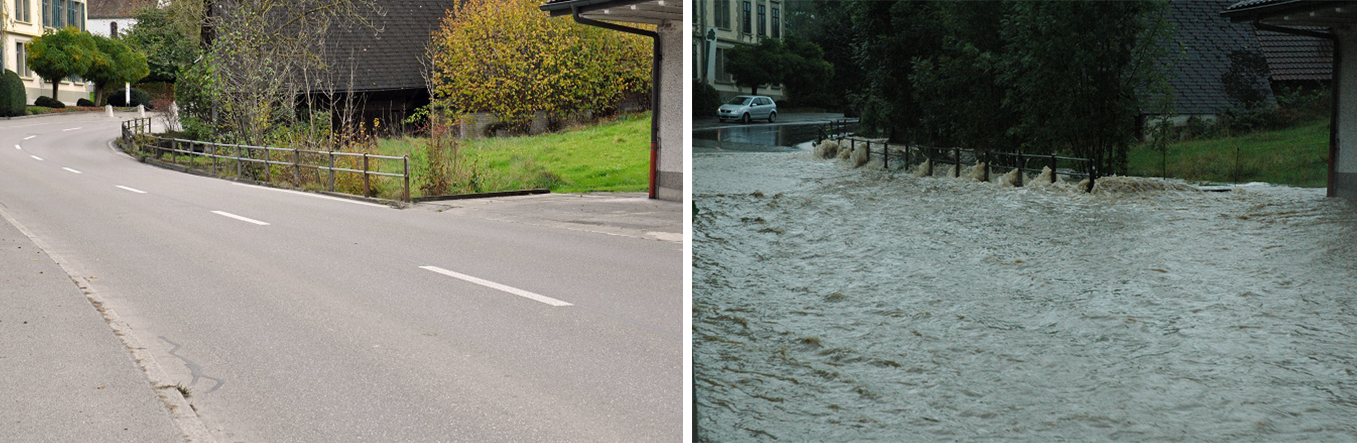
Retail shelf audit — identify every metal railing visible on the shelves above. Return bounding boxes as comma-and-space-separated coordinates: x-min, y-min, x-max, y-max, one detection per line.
121, 118, 411, 202
816, 119, 859, 144
834, 136, 1098, 191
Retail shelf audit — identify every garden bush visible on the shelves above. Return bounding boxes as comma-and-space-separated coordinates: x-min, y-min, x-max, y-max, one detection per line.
77, 98, 96, 107
106, 88, 151, 108
34, 96, 65, 109
693, 81, 721, 118
0, 70, 25, 117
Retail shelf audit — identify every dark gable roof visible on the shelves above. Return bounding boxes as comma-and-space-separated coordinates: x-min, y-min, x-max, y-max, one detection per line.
322, 0, 457, 93
1256, 29, 1332, 81
1162, 0, 1276, 115
87, 0, 157, 19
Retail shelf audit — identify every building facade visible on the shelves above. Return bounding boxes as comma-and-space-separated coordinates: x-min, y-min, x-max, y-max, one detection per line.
1, 0, 89, 105
693, 0, 784, 102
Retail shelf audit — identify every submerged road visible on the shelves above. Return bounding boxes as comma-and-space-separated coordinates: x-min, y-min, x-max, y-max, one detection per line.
0, 113, 681, 442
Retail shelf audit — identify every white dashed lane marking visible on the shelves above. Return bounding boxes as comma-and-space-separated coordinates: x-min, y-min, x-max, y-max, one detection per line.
211, 211, 270, 226
30, 155, 43, 161
117, 185, 148, 194
419, 265, 573, 307
63, 167, 82, 174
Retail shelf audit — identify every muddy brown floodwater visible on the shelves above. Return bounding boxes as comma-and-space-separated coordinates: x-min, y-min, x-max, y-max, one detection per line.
693, 149, 1357, 441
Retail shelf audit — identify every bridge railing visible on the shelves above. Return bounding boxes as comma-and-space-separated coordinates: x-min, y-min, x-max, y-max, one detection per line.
833, 135, 1097, 191
119, 118, 410, 202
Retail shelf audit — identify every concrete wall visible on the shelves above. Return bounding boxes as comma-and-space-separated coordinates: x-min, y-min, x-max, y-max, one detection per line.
1336, 29, 1357, 199
656, 19, 683, 202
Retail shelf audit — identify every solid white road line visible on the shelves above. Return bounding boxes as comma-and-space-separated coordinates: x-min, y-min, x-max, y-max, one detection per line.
14, 144, 20, 150
62, 127, 82, 131
419, 266, 573, 307
63, 167, 82, 174
230, 182, 388, 208
116, 185, 148, 194
30, 155, 43, 161
23, 135, 36, 140
211, 210, 270, 226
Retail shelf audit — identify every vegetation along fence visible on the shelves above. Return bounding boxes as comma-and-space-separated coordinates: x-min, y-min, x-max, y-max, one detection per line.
121, 118, 411, 202
833, 135, 1098, 191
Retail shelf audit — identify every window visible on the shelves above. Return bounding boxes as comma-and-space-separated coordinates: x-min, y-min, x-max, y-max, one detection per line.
16, 42, 30, 77
741, 1, 751, 34
772, 7, 780, 39
41, 0, 50, 27
714, 0, 731, 30
67, 0, 77, 30
53, 0, 65, 28
15, 0, 31, 22
758, 4, 766, 36
80, 1, 86, 30
715, 47, 732, 82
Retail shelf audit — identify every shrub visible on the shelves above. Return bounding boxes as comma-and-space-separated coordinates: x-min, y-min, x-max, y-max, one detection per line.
430, 0, 651, 127
0, 70, 26, 117
693, 81, 720, 117
106, 88, 151, 108
34, 96, 65, 109
77, 98, 96, 107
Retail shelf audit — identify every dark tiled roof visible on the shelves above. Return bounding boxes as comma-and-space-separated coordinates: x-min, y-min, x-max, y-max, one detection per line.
1161, 0, 1276, 114
321, 0, 457, 93
87, 0, 156, 19
1256, 29, 1332, 81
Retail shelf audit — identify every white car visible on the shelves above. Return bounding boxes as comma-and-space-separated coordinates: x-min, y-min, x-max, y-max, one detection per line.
717, 95, 777, 123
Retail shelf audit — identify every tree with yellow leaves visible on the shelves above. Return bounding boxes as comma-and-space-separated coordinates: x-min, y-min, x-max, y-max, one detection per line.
429, 0, 650, 130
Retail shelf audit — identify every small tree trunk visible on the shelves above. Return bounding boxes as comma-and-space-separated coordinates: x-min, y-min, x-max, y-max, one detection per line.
51, 80, 59, 103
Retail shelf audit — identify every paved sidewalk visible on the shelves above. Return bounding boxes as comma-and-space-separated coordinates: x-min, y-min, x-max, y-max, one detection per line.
419, 192, 683, 243
0, 213, 183, 442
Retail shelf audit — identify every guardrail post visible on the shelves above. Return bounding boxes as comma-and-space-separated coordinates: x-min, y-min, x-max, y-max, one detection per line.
363, 153, 371, 197
1016, 151, 1024, 187
403, 156, 411, 202
293, 148, 302, 187
953, 147, 960, 177
328, 151, 336, 192
1049, 154, 1057, 183
264, 148, 271, 183
883, 142, 889, 170
926, 147, 934, 176
236, 145, 243, 178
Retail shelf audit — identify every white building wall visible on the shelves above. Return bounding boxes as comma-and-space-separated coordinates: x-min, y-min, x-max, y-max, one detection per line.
88, 18, 135, 37
2, 0, 92, 105
656, 19, 682, 202
1336, 30, 1357, 199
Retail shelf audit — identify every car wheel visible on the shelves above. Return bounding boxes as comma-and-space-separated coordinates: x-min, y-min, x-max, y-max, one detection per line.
768, 111, 777, 123
741, 113, 750, 124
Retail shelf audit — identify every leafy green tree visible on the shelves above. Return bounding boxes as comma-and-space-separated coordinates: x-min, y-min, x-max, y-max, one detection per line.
783, 0, 862, 111
851, 0, 944, 140
909, 1, 1015, 151
999, 0, 1172, 174
26, 27, 102, 101
122, 6, 200, 83
725, 38, 785, 95
780, 34, 833, 106
725, 35, 832, 99
85, 36, 150, 105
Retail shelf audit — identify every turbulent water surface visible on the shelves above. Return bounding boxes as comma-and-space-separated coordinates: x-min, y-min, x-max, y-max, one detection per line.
693, 149, 1357, 441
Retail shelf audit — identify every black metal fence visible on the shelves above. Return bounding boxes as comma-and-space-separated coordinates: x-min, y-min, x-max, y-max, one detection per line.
120, 118, 411, 202
832, 136, 1098, 190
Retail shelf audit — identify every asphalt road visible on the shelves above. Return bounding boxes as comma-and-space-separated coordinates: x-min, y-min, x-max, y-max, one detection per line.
0, 113, 682, 442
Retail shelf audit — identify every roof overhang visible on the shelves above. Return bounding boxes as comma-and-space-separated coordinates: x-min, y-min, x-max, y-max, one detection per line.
540, 0, 682, 25
1223, 0, 1357, 27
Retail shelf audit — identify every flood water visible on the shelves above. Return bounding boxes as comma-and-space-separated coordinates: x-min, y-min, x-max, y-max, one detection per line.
693, 148, 1357, 441
692, 122, 832, 152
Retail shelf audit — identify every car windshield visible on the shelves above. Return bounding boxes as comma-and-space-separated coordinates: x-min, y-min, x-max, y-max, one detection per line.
727, 97, 752, 106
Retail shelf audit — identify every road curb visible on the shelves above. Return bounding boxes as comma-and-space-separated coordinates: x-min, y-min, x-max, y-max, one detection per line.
0, 206, 217, 443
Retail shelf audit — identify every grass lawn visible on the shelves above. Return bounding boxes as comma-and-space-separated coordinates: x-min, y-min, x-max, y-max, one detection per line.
379, 112, 651, 196
1129, 118, 1330, 187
